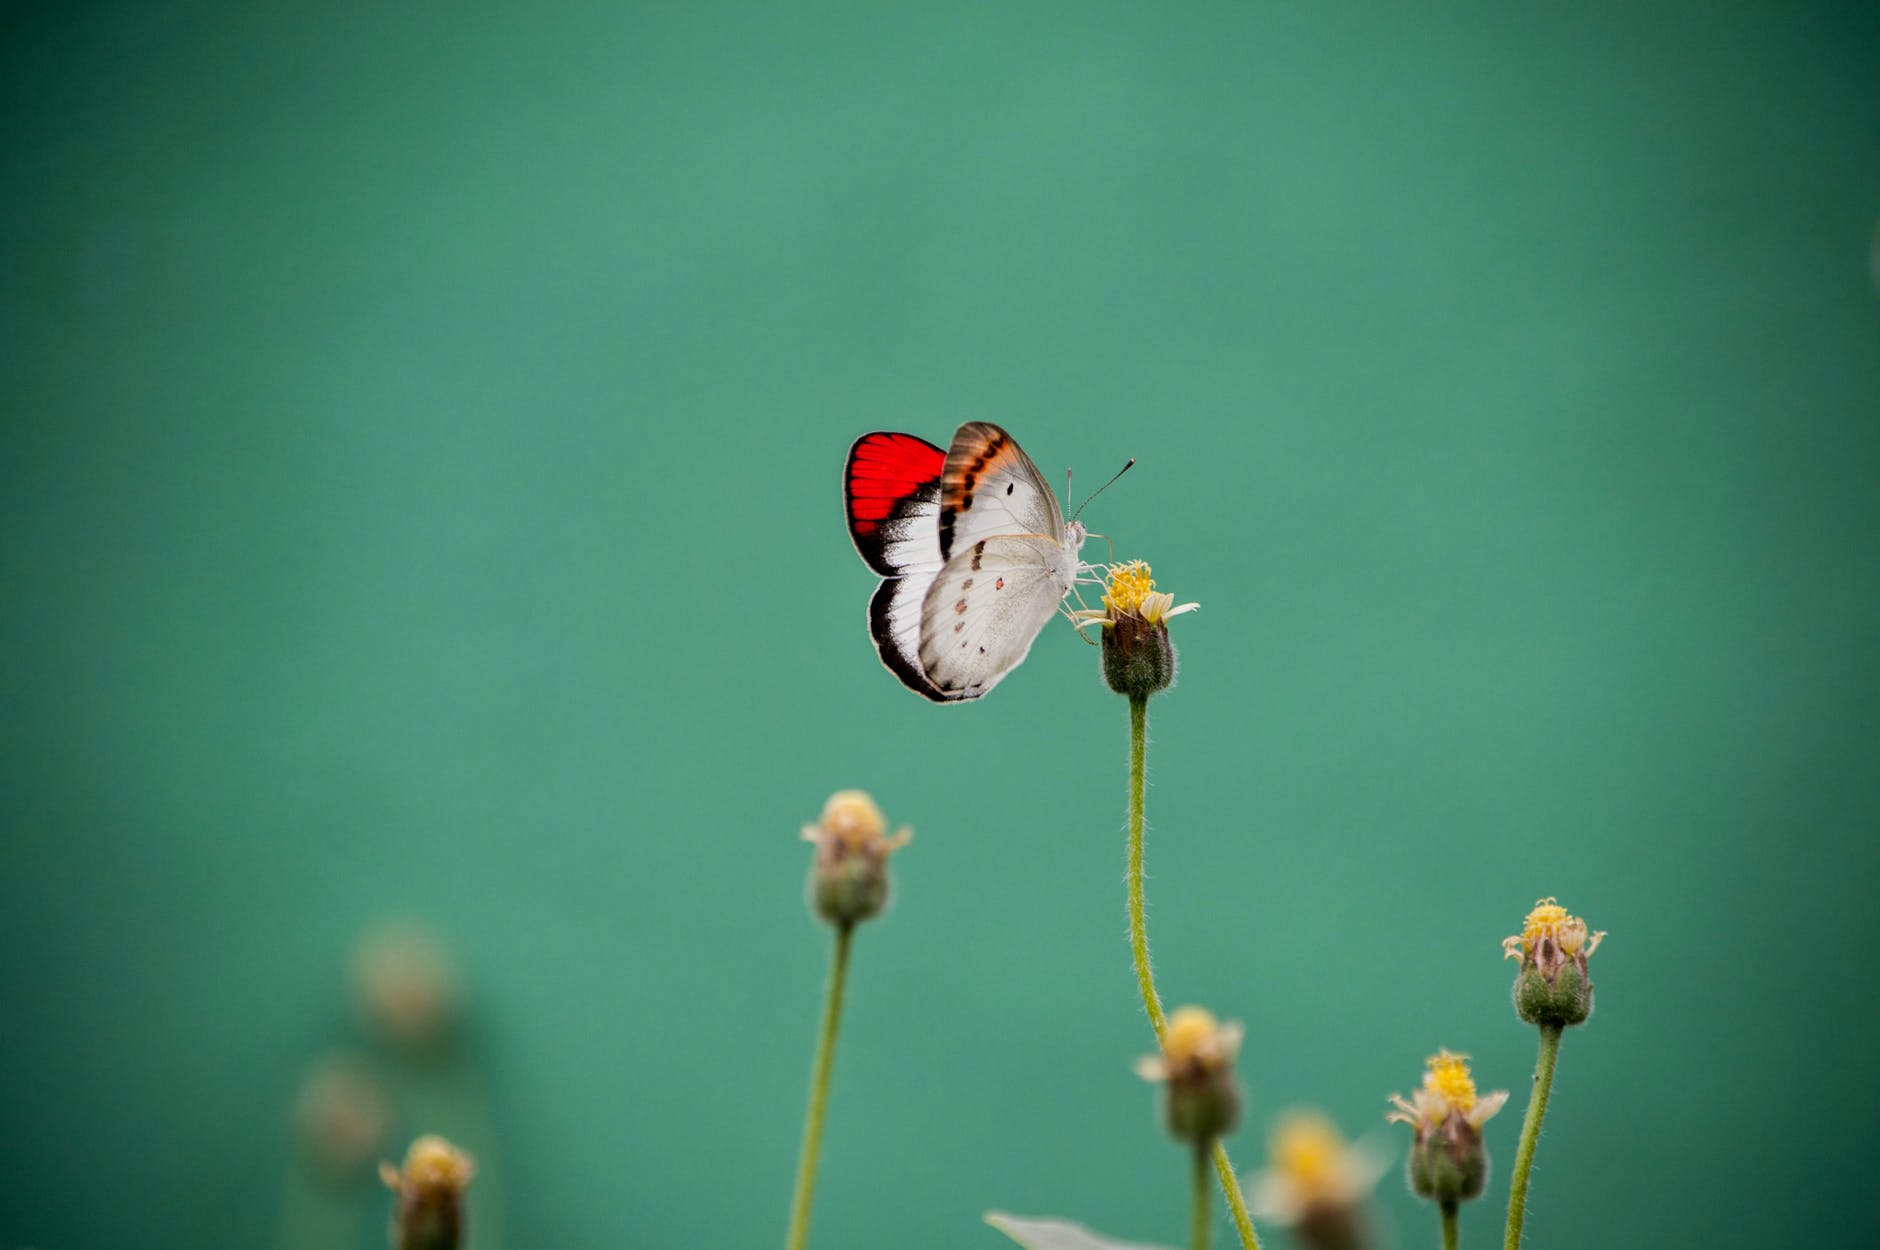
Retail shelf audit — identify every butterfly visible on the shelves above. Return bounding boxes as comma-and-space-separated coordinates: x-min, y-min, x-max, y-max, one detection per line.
843, 422, 1091, 702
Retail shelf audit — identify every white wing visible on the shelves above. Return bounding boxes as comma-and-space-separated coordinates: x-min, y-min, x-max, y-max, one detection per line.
867, 568, 952, 701
916, 534, 1076, 700
936, 422, 1068, 558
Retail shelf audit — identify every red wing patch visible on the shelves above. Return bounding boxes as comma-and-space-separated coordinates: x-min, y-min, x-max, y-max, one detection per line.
845, 431, 945, 576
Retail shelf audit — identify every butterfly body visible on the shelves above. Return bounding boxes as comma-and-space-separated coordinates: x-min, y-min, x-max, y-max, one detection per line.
845, 422, 1086, 702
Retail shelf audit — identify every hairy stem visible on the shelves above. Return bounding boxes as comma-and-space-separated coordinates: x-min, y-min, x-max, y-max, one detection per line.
1127, 695, 1261, 1250
1441, 1200, 1459, 1250
1127, 695, 1166, 1034
1191, 1149, 1212, 1250
1503, 1024, 1562, 1250
786, 925, 854, 1250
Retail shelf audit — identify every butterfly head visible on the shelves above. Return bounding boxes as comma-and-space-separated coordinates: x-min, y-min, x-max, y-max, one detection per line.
1067, 519, 1088, 552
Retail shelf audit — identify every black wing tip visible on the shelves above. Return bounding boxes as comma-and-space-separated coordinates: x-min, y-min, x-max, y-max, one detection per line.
866, 579, 975, 703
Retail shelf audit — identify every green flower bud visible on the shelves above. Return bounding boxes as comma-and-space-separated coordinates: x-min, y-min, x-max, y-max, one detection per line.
802, 790, 909, 930
1387, 1051, 1509, 1208
1502, 897, 1606, 1029
1137, 1005, 1244, 1152
1102, 611, 1177, 699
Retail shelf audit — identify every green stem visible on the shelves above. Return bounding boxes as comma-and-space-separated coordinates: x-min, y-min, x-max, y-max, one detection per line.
1441, 1200, 1459, 1250
1503, 1024, 1563, 1250
1126, 695, 1262, 1250
1191, 1148, 1211, 1250
1210, 1142, 1258, 1250
1127, 695, 1165, 1034
786, 925, 854, 1250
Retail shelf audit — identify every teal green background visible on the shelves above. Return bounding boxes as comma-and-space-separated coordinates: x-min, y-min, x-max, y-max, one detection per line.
4, 4, 1877, 1247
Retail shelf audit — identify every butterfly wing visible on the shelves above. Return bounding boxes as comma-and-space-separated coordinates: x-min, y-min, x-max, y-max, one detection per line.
846, 431, 946, 577
846, 432, 956, 701
916, 534, 1077, 700
936, 421, 1068, 559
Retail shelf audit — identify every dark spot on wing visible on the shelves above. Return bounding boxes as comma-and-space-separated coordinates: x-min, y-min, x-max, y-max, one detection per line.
995, 577, 1004, 590
954, 598, 967, 614
971, 541, 985, 571
1006, 482, 1014, 495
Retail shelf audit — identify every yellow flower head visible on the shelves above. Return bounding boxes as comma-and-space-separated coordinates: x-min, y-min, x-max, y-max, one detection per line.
1387, 1050, 1508, 1136
1095, 560, 1197, 627
802, 789, 911, 854
1137, 1005, 1244, 1149
1502, 896, 1605, 964
1135, 1005, 1243, 1082
379, 1134, 475, 1200
1247, 1110, 1391, 1227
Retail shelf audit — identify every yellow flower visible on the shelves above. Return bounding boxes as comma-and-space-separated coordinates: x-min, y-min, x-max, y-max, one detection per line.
1135, 1005, 1242, 1082
352, 925, 460, 1053
1135, 1005, 1244, 1149
801, 789, 910, 854
802, 789, 910, 928
381, 1135, 475, 1197
1078, 560, 1197, 698
1388, 1051, 1507, 1206
295, 1054, 389, 1177
1245, 1110, 1390, 1230
1075, 560, 1199, 630
1502, 896, 1605, 964
1504, 896, 1606, 1027
380, 1135, 475, 1250
1386, 1050, 1509, 1136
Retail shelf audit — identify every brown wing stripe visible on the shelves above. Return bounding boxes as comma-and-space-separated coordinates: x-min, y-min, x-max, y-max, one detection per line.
937, 425, 1012, 555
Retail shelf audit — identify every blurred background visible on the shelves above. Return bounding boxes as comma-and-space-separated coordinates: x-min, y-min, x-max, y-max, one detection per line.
3, 3, 1877, 1247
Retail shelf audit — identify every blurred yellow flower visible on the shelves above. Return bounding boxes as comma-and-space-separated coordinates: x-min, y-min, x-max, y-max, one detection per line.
1135, 1005, 1242, 1082
1245, 1110, 1390, 1231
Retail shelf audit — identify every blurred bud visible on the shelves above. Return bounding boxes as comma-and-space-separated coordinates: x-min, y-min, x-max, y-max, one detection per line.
1246, 1110, 1389, 1250
1077, 562, 1196, 700
294, 1054, 389, 1180
802, 790, 910, 929
353, 926, 461, 1054
380, 1135, 474, 1250
1136, 1005, 1243, 1151
1386, 1050, 1508, 1205
1501, 897, 1606, 1029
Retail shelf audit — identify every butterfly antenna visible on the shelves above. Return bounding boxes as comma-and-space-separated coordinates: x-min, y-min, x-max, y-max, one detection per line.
1071, 458, 1135, 523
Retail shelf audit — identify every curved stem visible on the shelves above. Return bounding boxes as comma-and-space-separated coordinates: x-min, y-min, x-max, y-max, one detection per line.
786, 925, 854, 1250
1126, 695, 1261, 1250
1441, 1200, 1459, 1250
1502, 1024, 1563, 1250
1191, 1149, 1211, 1250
